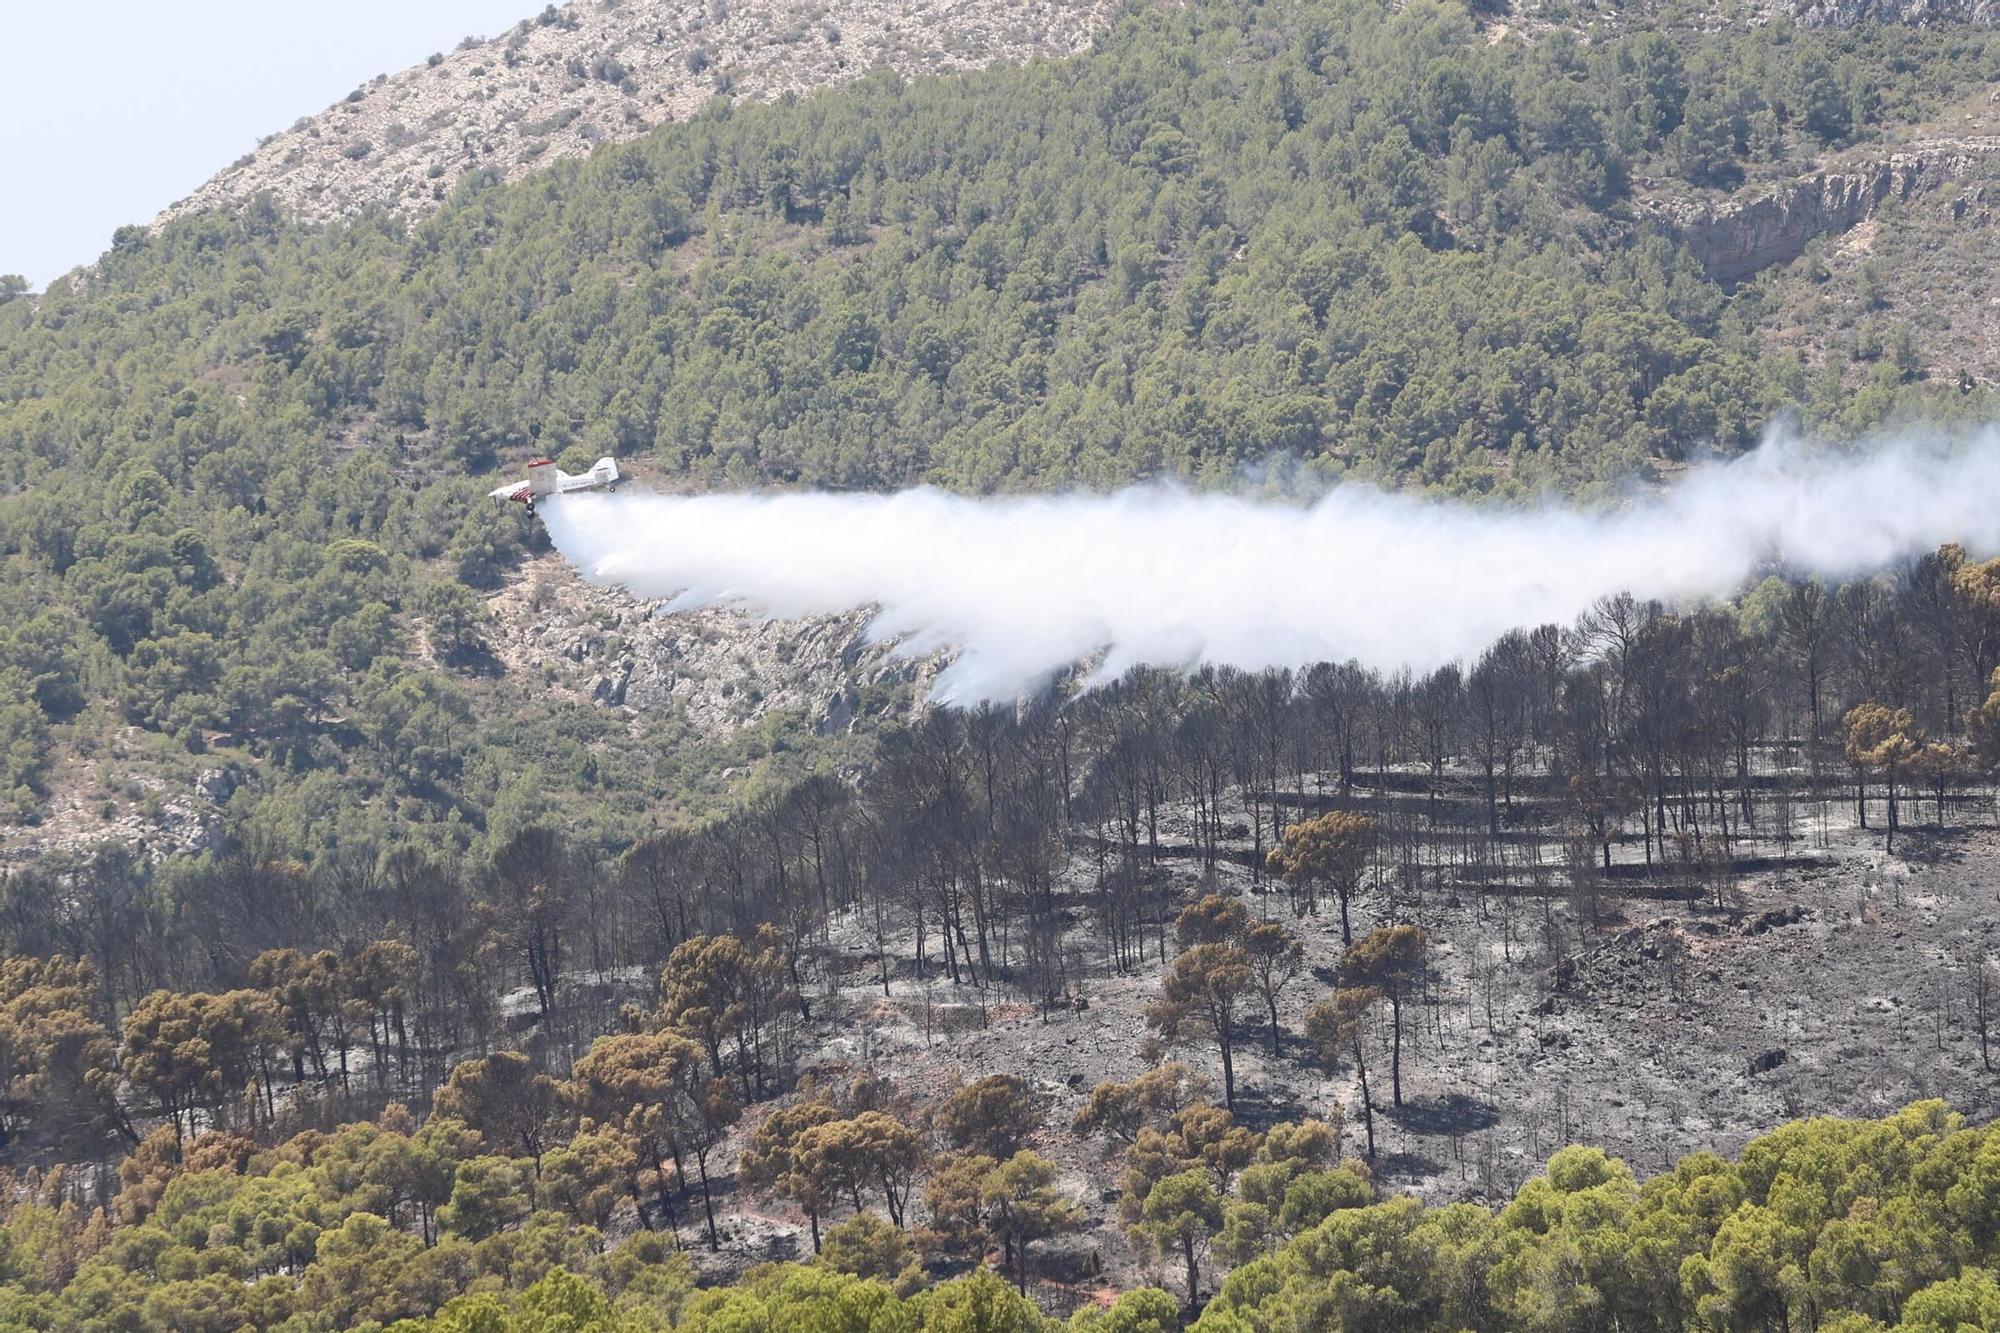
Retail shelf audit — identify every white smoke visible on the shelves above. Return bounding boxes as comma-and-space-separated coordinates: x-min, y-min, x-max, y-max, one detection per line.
535, 431, 2000, 703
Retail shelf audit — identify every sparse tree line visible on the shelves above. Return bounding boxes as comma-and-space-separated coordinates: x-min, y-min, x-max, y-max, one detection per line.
0, 887, 1388, 1288
10, 547, 2000, 1159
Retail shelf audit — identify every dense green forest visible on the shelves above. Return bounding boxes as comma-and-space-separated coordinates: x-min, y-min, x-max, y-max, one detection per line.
5, 0, 2000, 848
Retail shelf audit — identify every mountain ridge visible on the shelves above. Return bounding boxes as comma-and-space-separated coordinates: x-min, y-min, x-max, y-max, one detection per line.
157, 0, 1114, 231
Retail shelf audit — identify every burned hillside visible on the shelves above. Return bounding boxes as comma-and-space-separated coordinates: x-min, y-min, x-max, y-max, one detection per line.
7, 552, 2000, 1318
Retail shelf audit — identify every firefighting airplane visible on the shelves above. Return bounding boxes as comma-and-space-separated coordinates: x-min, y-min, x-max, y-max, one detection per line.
487, 456, 620, 513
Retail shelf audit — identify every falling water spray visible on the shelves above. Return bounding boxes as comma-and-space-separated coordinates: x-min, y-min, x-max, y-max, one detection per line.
536, 430, 2000, 703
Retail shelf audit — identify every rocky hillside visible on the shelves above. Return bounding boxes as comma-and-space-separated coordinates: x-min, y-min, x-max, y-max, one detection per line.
1648, 129, 2000, 285
1640, 86, 2000, 383
11, 0, 1998, 878
488, 555, 944, 742
0, 562, 942, 871
159, 0, 1113, 228
1789, 0, 2000, 23
1757, 145, 2000, 384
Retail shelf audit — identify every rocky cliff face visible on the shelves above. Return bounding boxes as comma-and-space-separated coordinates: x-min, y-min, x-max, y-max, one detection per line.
1787, 0, 2000, 24
489, 557, 943, 740
159, 0, 1113, 229
1651, 141, 1998, 284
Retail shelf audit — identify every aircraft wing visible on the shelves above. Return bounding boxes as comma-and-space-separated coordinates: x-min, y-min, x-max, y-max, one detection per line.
489, 457, 614, 503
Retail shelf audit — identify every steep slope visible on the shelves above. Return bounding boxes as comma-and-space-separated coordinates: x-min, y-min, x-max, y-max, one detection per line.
7, 0, 2000, 870
159, 0, 1113, 228
1648, 136, 2000, 285
1740, 91, 2000, 389
1790, 0, 2000, 21
487, 554, 944, 739
1620, 84, 2000, 389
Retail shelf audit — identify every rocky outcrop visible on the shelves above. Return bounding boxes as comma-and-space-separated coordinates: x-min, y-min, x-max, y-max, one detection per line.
492, 558, 944, 740
0, 761, 239, 870
1788, 0, 2000, 24
159, 0, 1114, 230
1652, 142, 1998, 284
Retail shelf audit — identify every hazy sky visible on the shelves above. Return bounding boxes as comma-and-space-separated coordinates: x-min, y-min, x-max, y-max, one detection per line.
1, 0, 533, 288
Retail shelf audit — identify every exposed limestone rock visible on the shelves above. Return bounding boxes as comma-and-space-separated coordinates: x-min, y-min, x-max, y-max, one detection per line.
491, 555, 943, 740
158, 0, 1114, 230
0, 769, 230, 870
1789, 0, 2000, 23
194, 766, 244, 802
1650, 141, 1999, 283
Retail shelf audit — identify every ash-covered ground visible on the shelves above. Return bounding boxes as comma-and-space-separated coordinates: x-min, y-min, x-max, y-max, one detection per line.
667, 757, 2000, 1305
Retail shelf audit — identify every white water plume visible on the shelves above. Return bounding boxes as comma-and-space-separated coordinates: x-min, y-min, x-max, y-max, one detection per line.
536, 431, 2000, 703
